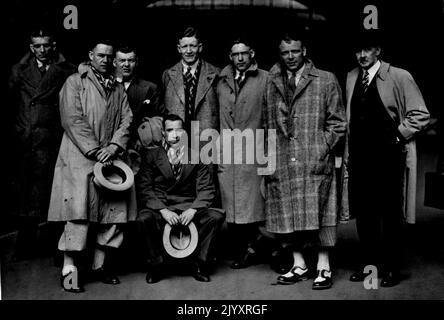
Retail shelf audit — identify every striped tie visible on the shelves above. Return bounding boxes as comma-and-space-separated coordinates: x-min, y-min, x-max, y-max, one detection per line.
184, 65, 196, 122
361, 70, 369, 93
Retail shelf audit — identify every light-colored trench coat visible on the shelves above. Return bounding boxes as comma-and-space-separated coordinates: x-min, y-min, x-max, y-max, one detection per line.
263, 60, 346, 233
217, 63, 268, 224
340, 61, 430, 224
47, 63, 136, 224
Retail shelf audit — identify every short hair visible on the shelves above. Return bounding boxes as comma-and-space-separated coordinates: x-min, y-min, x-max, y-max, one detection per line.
89, 39, 114, 52
162, 114, 184, 129
178, 27, 200, 43
115, 44, 138, 57
279, 31, 306, 48
231, 36, 254, 50
30, 28, 54, 42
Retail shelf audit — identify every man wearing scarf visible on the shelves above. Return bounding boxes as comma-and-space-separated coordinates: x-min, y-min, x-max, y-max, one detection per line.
47, 39, 135, 293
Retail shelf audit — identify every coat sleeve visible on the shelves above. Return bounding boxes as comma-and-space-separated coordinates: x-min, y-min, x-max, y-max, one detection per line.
136, 149, 167, 211
324, 73, 347, 150
110, 89, 133, 151
396, 71, 430, 141
191, 163, 216, 210
59, 75, 100, 155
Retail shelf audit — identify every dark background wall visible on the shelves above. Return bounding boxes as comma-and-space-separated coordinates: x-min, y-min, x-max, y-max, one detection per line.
2, 0, 443, 218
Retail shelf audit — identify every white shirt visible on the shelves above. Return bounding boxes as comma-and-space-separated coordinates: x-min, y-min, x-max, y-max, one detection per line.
365, 60, 381, 84
182, 60, 199, 77
235, 69, 246, 83
287, 63, 305, 87
36, 59, 50, 71
116, 77, 132, 91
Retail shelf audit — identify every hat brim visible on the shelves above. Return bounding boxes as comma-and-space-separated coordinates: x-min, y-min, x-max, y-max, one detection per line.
163, 222, 198, 259
93, 160, 134, 191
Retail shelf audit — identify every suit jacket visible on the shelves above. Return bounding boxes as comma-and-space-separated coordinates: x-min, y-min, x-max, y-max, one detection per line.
162, 60, 220, 132
126, 77, 164, 129
136, 146, 216, 213
341, 60, 430, 224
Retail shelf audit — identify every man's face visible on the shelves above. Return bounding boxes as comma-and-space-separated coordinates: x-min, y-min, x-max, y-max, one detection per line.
30, 36, 55, 63
177, 36, 202, 66
355, 46, 380, 70
279, 40, 306, 72
164, 120, 185, 147
229, 43, 254, 73
89, 44, 114, 74
114, 51, 137, 80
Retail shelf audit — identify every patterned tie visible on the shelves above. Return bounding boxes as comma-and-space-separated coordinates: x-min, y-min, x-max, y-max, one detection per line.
361, 70, 369, 93
167, 147, 183, 179
235, 71, 245, 90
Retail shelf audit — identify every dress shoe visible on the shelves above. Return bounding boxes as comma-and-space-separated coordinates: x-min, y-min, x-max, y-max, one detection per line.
231, 251, 259, 269
145, 267, 163, 284
90, 267, 120, 285
277, 266, 309, 285
312, 269, 333, 290
192, 262, 211, 282
349, 270, 370, 282
381, 271, 401, 288
60, 272, 85, 293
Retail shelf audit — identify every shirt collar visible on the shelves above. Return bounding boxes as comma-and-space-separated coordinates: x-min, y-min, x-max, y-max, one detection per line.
36, 59, 50, 70
364, 60, 381, 83
286, 63, 305, 79
182, 60, 200, 76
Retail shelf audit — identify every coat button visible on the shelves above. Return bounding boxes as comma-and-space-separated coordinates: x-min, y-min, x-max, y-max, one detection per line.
291, 157, 296, 162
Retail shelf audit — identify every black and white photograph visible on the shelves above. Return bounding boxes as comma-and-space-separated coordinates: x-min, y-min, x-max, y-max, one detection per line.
0, 0, 443, 310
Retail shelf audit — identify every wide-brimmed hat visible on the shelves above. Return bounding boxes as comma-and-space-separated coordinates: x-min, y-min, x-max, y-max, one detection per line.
93, 160, 134, 191
163, 222, 198, 259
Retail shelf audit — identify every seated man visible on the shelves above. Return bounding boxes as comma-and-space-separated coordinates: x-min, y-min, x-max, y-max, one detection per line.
136, 114, 225, 283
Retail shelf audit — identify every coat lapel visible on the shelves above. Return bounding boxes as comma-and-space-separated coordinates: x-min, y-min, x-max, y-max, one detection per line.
21, 59, 42, 90
155, 148, 174, 181
194, 61, 217, 114
168, 63, 185, 106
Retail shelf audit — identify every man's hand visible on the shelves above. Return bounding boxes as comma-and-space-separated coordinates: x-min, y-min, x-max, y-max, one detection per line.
160, 209, 180, 226
180, 208, 197, 226
96, 144, 119, 164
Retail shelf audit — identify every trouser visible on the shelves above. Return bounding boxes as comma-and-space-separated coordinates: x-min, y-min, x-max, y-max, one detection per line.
228, 222, 277, 258
58, 221, 124, 252
349, 144, 406, 273
275, 226, 337, 251
136, 208, 225, 267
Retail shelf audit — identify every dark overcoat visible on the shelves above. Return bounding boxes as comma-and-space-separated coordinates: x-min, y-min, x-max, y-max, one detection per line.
8, 52, 76, 218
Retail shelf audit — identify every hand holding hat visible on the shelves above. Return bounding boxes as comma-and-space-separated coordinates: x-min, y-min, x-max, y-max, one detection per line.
96, 144, 119, 164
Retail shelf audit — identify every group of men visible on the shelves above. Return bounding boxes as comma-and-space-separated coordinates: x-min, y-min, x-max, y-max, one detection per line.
8, 26, 430, 294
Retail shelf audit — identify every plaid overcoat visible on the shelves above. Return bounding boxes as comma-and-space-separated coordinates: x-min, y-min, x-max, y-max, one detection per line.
263, 60, 346, 233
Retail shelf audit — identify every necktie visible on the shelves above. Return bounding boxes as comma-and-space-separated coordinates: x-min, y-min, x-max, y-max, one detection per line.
236, 72, 245, 90
39, 64, 47, 76
361, 70, 369, 93
167, 147, 183, 179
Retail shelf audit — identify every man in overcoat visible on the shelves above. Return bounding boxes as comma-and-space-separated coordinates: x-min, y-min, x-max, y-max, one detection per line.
263, 32, 346, 290
216, 38, 275, 269
47, 39, 135, 293
8, 29, 75, 223
162, 27, 219, 137
135, 114, 224, 283
344, 31, 430, 287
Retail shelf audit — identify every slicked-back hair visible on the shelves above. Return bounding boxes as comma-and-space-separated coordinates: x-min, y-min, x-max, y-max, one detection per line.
279, 32, 306, 48
115, 44, 138, 57
30, 28, 54, 43
231, 37, 254, 50
163, 113, 184, 129
90, 39, 114, 52
178, 27, 200, 43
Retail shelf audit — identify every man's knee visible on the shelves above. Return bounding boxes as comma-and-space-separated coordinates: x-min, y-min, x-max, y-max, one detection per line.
205, 209, 225, 227
136, 209, 157, 224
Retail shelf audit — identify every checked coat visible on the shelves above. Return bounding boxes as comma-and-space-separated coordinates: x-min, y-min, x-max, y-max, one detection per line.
263, 60, 346, 233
